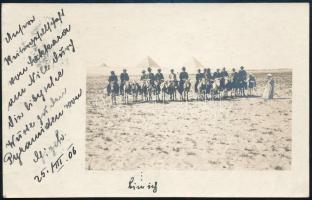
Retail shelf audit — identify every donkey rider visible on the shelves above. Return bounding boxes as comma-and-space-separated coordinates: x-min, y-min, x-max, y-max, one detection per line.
120, 69, 129, 94
179, 67, 189, 88
107, 71, 118, 95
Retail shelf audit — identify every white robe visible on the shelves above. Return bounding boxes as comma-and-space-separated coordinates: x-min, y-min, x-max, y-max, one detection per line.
262, 78, 274, 99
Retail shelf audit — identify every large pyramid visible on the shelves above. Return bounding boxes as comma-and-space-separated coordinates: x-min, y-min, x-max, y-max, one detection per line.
136, 56, 161, 71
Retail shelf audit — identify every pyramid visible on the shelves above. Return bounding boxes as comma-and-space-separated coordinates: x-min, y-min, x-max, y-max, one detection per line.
136, 56, 161, 71
87, 62, 114, 76
183, 57, 205, 71
99, 62, 109, 68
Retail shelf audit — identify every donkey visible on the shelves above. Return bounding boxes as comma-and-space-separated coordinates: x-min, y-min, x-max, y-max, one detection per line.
107, 81, 119, 105
211, 78, 222, 100
178, 79, 191, 101
197, 79, 212, 101
167, 81, 178, 101
122, 81, 132, 104
131, 81, 141, 102
155, 80, 163, 102
160, 80, 169, 103
146, 80, 156, 102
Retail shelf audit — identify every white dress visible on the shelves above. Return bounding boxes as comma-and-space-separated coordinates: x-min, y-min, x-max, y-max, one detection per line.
262, 78, 274, 99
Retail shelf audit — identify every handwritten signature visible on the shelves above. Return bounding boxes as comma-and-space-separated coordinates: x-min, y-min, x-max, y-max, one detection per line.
128, 171, 158, 193
33, 129, 65, 164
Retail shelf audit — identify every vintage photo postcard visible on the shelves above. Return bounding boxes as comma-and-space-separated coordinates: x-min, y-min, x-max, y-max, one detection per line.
2, 3, 309, 197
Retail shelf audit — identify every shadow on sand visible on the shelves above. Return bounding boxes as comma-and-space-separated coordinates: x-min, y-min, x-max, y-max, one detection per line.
114, 94, 290, 106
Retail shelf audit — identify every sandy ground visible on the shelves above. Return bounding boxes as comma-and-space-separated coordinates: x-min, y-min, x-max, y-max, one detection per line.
86, 71, 292, 170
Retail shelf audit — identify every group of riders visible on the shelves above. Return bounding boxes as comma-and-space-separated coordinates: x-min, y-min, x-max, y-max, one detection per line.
107, 66, 257, 104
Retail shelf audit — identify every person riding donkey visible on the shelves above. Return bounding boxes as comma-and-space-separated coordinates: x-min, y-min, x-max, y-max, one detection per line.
155, 68, 164, 82
220, 67, 229, 91
179, 67, 189, 87
238, 66, 248, 96
178, 67, 190, 100
120, 69, 129, 82
220, 67, 229, 77
213, 68, 222, 79
203, 68, 207, 79
195, 69, 203, 93
109, 71, 118, 83
120, 69, 130, 95
107, 71, 119, 104
169, 69, 177, 84
204, 68, 212, 81
107, 71, 118, 95
238, 66, 247, 81
144, 67, 156, 99
139, 70, 150, 100
168, 69, 178, 100
229, 68, 239, 96
155, 68, 165, 101
140, 70, 148, 81
147, 67, 155, 86
230, 68, 238, 82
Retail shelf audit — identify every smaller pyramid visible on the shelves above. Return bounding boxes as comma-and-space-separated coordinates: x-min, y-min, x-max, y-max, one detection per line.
99, 62, 109, 68
191, 57, 204, 69
88, 62, 113, 76
184, 57, 204, 70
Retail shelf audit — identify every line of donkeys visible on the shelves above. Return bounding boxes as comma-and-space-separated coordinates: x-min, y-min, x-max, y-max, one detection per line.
106, 66, 257, 104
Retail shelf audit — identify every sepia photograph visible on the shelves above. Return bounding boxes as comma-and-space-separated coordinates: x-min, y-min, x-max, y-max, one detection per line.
3, 3, 308, 197
85, 4, 293, 171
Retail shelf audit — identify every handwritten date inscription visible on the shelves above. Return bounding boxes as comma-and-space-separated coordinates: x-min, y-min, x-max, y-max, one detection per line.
34, 143, 77, 183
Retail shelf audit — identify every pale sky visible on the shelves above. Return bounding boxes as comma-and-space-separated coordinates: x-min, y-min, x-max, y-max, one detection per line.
72, 3, 309, 75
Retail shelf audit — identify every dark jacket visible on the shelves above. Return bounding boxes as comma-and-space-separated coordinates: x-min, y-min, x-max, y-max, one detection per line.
155, 72, 164, 81
120, 73, 129, 82
238, 69, 247, 81
108, 75, 118, 82
231, 72, 239, 82
148, 73, 155, 82
204, 72, 212, 80
213, 72, 221, 79
196, 73, 203, 82
140, 74, 148, 80
221, 71, 229, 77
179, 72, 189, 81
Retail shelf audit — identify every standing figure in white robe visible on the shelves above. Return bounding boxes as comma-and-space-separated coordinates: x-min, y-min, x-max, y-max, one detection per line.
262, 74, 274, 99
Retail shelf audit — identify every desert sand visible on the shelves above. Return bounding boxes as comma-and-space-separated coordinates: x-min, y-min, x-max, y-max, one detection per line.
86, 71, 292, 170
